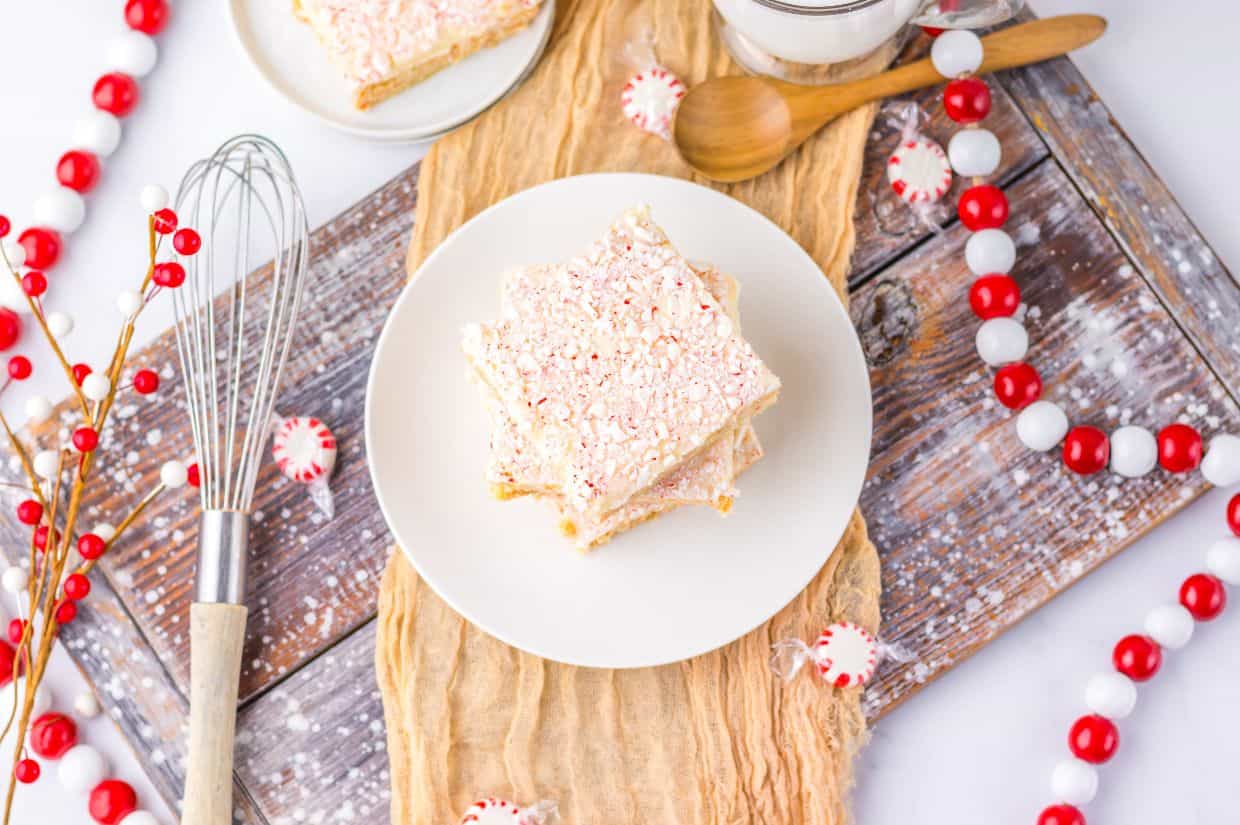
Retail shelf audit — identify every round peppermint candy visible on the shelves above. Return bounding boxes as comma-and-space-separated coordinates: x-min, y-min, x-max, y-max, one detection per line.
272, 416, 337, 483
621, 67, 686, 140
887, 136, 952, 204
460, 798, 523, 825
813, 621, 878, 688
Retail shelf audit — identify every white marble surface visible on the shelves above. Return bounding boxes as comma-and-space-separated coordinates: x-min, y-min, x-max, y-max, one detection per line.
0, 0, 1236, 822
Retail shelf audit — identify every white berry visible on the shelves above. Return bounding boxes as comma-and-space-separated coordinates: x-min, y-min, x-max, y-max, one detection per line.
1201, 433, 1240, 487
975, 317, 1027, 366
74, 690, 102, 719
106, 31, 158, 77
160, 460, 189, 488
119, 812, 160, 825
0, 274, 29, 314
33, 449, 61, 480
1017, 401, 1068, 452
1145, 603, 1194, 649
930, 29, 983, 77
81, 373, 111, 402
24, 395, 53, 423
948, 128, 1001, 177
1206, 538, 1240, 585
116, 290, 144, 317
46, 311, 74, 338
33, 187, 86, 235
140, 184, 169, 213
74, 111, 122, 157
93, 522, 117, 542
1, 239, 25, 269
1109, 425, 1158, 478
58, 744, 108, 793
965, 228, 1015, 275
1050, 759, 1098, 806
1, 566, 28, 594
1084, 671, 1136, 719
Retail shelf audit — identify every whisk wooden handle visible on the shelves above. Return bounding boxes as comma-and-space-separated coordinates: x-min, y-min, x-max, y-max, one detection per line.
182, 602, 248, 825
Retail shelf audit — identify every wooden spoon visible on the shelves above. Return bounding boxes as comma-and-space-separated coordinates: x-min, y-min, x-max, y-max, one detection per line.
674, 14, 1106, 183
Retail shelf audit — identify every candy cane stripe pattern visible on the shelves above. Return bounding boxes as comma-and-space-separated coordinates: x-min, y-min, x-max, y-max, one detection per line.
460, 797, 523, 825
272, 416, 337, 483
620, 66, 686, 140
814, 621, 878, 688
886, 136, 952, 204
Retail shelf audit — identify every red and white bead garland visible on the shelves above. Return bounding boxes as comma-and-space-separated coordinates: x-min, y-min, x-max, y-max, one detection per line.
926, 26, 1240, 825
0, 0, 171, 350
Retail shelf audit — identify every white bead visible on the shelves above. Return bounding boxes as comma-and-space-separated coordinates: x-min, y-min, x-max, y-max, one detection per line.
33, 449, 61, 480
1206, 537, 1240, 585
948, 128, 1001, 177
58, 743, 108, 793
119, 812, 160, 825
81, 373, 111, 402
975, 317, 1028, 366
1, 239, 25, 269
1084, 671, 1136, 719
0, 679, 51, 718
105, 31, 158, 77
965, 228, 1016, 275
140, 184, 169, 213
1145, 603, 1194, 649
46, 311, 74, 338
930, 29, 983, 77
1109, 425, 1158, 478
160, 460, 188, 488
24, 396, 53, 423
116, 290, 144, 316
93, 522, 117, 542
74, 690, 101, 718
1201, 433, 1240, 487
1, 566, 28, 594
33, 187, 86, 234
1017, 401, 1069, 452
73, 111, 122, 158
1050, 759, 1098, 806
0, 274, 29, 314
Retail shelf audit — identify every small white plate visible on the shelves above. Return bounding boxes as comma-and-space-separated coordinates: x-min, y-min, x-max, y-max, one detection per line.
366, 174, 873, 668
228, 0, 555, 142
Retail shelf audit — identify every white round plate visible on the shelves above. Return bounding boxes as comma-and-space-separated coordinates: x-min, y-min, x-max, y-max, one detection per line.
366, 173, 872, 668
228, 0, 555, 142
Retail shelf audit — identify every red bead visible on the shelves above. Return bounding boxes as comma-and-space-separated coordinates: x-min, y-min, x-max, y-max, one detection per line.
921, 25, 945, 37
7, 619, 25, 645
1180, 573, 1226, 620
187, 462, 201, 488
152, 208, 178, 235
173, 228, 201, 255
0, 215, 9, 238
30, 712, 77, 759
56, 150, 102, 194
34, 524, 58, 551
73, 363, 93, 385
1157, 423, 1203, 472
969, 274, 1021, 319
15, 499, 42, 526
132, 369, 159, 394
92, 73, 140, 117
1229, 493, 1240, 537
1037, 804, 1085, 825
17, 227, 61, 270
7, 355, 32, 380
0, 641, 13, 688
958, 184, 1009, 231
153, 261, 185, 288
1063, 426, 1110, 475
994, 363, 1042, 410
22, 270, 47, 297
64, 573, 91, 600
1068, 714, 1118, 764
78, 533, 106, 561
1113, 634, 1161, 681
73, 427, 100, 453
0, 308, 20, 350
89, 779, 138, 825
54, 599, 77, 624
13, 759, 39, 784
943, 77, 992, 124
124, 0, 169, 35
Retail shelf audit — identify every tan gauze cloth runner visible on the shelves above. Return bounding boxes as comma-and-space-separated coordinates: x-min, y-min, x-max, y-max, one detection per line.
376, 0, 883, 820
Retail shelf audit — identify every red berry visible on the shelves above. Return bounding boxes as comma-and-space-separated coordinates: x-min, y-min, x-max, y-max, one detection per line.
7, 619, 25, 645
1037, 804, 1085, 825
969, 274, 1020, 319
1068, 714, 1118, 764
92, 73, 140, 118
957, 184, 1009, 231
73, 363, 93, 385
0, 215, 9, 238
17, 227, 61, 270
1063, 426, 1110, 475
34, 524, 58, 551
13, 758, 39, 784
124, 0, 169, 35
1113, 634, 1161, 681
1229, 493, 1240, 537
89, 779, 138, 825
153, 261, 185, 288
15, 499, 42, 526
7, 355, 31, 380
0, 641, 13, 688
173, 228, 201, 255
21, 270, 47, 297
73, 427, 100, 453
64, 573, 91, 600
187, 462, 201, 488
993, 363, 1042, 410
54, 599, 77, 625
921, 25, 944, 38
30, 712, 77, 759
943, 76, 992, 124
78, 533, 106, 561
132, 369, 159, 394
1157, 423, 1203, 473
152, 208, 178, 235
0, 308, 20, 350
1180, 573, 1226, 620
56, 150, 102, 194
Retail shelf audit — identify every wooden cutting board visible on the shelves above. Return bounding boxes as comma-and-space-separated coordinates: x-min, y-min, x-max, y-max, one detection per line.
2, 25, 1237, 824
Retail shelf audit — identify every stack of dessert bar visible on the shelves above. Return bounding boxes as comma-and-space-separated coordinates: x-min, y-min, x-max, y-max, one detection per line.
463, 206, 781, 550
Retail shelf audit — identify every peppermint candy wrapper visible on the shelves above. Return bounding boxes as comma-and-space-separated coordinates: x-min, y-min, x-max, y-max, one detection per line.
459, 797, 557, 825
876, 102, 952, 235
619, 30, 685, 140
771, 622, 912, 689
271, 414, 338, 517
